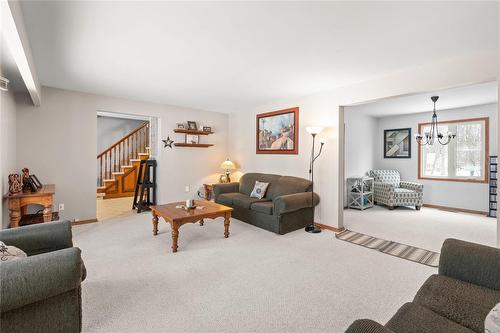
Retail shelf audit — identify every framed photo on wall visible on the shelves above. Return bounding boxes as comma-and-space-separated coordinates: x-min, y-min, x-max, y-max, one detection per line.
384, 128, 411, 158
186, 134, 199, 144
256, 107, 299, 154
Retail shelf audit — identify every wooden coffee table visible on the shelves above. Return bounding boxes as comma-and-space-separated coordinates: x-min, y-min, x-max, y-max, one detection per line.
150, 200, 233, 253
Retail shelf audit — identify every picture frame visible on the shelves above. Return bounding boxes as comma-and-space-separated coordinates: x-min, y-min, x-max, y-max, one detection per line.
186, 134, 199, 144
177, 123, 185, 129
202, 126, 212, 133
384, 128, 412, 158
187, 121, 198, 130
256, 107, 299, 154
30, 174, 42, 189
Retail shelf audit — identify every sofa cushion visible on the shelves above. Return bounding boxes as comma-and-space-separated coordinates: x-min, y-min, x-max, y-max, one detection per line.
413, 274, 500, 333
229, 193, 269, 209
386, 302, 475, 333
251, 202, 274, 215
216, 193, 240, 206
239, 173, 281, 199
270, 176, 312, 199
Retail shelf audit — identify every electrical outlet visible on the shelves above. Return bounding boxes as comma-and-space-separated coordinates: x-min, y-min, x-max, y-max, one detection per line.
185, 186, 190, 192
59, 203, 65, 211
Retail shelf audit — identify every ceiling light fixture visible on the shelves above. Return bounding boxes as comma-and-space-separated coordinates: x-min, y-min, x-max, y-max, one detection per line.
415, 96, 456, 146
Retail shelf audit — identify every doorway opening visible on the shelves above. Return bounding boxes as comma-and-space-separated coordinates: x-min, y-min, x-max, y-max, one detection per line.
341, 81, 498, 252
96, 111, 158, 221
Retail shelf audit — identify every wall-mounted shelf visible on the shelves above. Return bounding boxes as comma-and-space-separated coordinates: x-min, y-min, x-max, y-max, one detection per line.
489, 155, 497, 218
174, 129, 213, 135
174, 143, 214, 148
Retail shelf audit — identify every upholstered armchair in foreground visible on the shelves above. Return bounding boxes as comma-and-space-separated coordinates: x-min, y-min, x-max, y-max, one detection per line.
369, 170, 423, 210
345, 238, 500, 333
0, 221, 86, 333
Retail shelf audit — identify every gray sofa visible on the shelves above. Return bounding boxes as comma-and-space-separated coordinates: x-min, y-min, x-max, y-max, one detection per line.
0, 221, 86, 333
345, 238, 500, 333
213, 173, 319, 234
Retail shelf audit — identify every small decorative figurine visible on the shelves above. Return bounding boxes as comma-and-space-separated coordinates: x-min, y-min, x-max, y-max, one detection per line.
21, 168, 37, 193
8, 174, 22, 194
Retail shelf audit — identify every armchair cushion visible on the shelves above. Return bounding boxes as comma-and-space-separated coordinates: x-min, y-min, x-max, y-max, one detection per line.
413, 274, 500, 333
400, 181, 424, 192
345, 319, 395, 333
439, 239, 500, 291
370, 170, 401, 187
386, 302, 475, 333
0, 221, 73, 256
0, 247, 83, 312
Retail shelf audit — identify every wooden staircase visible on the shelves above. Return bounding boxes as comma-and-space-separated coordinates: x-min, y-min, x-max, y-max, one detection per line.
97, 122, 150, 199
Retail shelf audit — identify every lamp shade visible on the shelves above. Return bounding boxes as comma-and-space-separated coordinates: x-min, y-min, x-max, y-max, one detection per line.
306, 126, 323, 135
220, 159, 236, 170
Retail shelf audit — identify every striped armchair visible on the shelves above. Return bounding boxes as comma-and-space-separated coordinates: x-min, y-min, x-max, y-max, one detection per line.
369, 170, 423, 210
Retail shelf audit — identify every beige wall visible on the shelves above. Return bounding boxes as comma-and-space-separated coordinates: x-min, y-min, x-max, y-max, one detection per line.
0, 89, 17, 228
15, 86, 228, 221
228, 50, 499, 231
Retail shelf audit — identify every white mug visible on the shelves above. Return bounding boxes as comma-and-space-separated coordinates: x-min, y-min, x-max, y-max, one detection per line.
186, 199, 195, 208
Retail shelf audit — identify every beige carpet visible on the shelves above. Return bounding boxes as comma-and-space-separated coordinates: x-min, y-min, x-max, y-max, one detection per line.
72, 211, 446, 333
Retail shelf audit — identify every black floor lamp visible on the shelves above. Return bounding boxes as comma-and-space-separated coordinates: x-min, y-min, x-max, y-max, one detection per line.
305, 126, 325, 233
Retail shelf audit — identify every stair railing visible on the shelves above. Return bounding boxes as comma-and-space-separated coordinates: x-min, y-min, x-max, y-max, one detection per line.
97, 122, 149, 187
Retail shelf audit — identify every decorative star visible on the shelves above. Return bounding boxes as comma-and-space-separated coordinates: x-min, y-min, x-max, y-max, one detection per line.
162, 136, 174, 148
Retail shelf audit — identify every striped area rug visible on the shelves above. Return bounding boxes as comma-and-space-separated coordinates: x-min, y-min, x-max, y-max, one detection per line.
336, 229, 440, 267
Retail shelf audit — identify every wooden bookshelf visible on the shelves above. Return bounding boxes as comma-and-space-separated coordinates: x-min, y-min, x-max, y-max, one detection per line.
174, 129, 213, 135
174, 143, 214, 148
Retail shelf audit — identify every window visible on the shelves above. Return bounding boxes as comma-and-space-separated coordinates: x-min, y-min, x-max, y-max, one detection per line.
418, 117, 488, 183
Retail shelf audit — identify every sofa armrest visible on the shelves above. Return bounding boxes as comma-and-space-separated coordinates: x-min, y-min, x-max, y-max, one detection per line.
439, 238, 500, 291
274, 192, 319, 216
0, 247, 83, 312
345, 319, 395, 333
400, 181, 423, 192
213, 182, 239, 200
0, 220, 73, 256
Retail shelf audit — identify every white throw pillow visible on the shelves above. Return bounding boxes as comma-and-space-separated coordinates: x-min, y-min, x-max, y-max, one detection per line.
486, 303, 500, 333
250, 181, 269, 199
0, 241, 27, 262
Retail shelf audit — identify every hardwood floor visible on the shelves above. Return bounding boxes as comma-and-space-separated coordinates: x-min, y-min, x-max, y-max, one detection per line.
96, 196, 135, 221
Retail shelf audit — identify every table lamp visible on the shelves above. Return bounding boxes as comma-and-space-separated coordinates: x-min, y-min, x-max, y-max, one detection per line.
220, 159, 236, 183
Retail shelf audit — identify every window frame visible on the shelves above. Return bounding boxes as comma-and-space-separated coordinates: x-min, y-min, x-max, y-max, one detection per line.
417, 117, 489, 184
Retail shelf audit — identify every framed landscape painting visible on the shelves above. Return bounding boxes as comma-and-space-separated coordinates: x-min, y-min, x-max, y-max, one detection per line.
256, 107, 299, 154
384, 128, 411, 158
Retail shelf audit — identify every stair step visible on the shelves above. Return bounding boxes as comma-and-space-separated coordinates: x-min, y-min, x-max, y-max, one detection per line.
97, 186, 106, 190
138, 153, 149, 156
130, 159, 141, 162
121, 165, 133, 169
103, 179, 117, 183
112, 172, 125, 176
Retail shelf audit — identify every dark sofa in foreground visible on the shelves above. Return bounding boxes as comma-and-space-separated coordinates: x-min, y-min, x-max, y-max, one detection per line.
346, 238, 500, 333
0, 221, 86, 333
213, 173, 319, 234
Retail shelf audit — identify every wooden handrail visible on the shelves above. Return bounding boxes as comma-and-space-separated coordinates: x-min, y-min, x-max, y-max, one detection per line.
97, 122, 149, 158
97, 121, 149, 187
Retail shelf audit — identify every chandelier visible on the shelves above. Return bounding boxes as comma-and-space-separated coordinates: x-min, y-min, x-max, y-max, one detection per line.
415, 96, 456, 146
